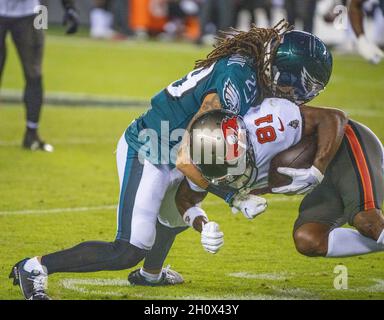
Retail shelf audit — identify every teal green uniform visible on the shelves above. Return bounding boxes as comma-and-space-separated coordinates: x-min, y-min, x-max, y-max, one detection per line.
125, 55, 260, 165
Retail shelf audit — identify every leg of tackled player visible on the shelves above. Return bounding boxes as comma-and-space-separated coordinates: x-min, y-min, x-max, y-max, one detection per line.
293, 223, 330, 257
293, 120, 384, 258
293, 209, 384, 258
326, 209, 384, 257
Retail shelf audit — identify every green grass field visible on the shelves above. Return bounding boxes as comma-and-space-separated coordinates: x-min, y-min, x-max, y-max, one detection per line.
1, 33, 384, 300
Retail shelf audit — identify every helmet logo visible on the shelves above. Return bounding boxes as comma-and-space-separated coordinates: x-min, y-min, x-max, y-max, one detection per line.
226, 134, 238, 145
301, 67, 324, 98
221, 116, 240, 161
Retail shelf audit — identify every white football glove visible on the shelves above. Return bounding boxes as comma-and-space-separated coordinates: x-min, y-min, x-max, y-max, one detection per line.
231, 193, 267, 219
201, 221, 224, 254
357, 35, 384, 65
271, 166, 324, 195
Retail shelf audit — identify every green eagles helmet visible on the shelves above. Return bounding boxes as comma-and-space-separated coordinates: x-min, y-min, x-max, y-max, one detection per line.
270, 30, 333, 104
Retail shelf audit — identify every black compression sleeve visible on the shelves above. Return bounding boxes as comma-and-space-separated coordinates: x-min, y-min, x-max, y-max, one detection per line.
41, 240, 146, 274
206, 183, 237, 203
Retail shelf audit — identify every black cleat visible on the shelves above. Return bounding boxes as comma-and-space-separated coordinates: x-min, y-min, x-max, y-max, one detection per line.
23, 130, 54, 152
9, 258, 50, 300
128, 266, 184, 286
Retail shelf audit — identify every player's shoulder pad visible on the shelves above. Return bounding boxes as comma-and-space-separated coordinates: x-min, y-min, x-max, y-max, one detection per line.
218, 55, 256, 114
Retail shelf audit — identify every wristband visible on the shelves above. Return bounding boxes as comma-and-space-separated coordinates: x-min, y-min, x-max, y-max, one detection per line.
183, 207, 208, 227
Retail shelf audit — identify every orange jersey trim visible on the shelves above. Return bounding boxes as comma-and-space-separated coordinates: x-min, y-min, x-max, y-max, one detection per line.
345, 124, 376, 210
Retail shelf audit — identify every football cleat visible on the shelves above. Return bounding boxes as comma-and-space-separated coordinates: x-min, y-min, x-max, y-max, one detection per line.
23, 130, 54, 152
9, 258, 51, 300
128, 266, 184, 286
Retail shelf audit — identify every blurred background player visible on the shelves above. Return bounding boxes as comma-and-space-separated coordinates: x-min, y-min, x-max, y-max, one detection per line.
0, 0, 79, 152
349, 0, 384, 64
197, 0, 236, 45
285, 0, 318, 33
234, 0, 273, 28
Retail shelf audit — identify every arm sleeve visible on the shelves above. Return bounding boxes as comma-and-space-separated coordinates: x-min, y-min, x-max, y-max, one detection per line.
206, 61, 257, 115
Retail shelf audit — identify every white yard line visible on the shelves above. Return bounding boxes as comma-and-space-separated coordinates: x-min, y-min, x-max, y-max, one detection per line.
228, 272, 291, 281
60, 278, 303, 300
0, 196, 298, 216
61, 276, 384, 299
0, 138, 116, 147
350, 279, 384, 293
0, 205, 117, 216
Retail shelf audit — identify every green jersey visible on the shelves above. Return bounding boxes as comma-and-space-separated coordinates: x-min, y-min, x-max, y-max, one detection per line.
125, 54, 261, 165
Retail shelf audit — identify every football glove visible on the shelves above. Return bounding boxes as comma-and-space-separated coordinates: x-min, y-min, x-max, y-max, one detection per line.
357, 35, 384, 65
231, 193, 267, 219
63, 8, 79, 34
201, 222, 224, 254
271, 166, 324, 195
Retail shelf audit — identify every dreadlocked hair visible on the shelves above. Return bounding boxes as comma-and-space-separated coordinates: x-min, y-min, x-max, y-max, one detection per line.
195, 20, 293, 99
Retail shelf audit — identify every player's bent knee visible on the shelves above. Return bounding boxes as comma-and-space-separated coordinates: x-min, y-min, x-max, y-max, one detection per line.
113, 240, 146, 269
293, 225, 329, 257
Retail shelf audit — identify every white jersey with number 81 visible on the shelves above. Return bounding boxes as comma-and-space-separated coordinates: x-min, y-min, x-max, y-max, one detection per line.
243, 98, 303, 188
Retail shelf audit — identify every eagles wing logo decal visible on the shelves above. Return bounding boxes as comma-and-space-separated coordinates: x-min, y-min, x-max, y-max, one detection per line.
223, 79, 241, 114
301, 67, 324, 97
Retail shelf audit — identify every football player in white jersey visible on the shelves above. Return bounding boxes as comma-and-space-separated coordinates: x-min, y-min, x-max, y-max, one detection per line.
128, 97, 383, 286
178, 97, 384, 262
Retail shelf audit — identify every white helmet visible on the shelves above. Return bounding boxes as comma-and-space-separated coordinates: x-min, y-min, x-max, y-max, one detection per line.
189, 110, 258, 190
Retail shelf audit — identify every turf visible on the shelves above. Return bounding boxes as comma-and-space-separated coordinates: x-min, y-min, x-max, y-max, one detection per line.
1, 33, 384, 300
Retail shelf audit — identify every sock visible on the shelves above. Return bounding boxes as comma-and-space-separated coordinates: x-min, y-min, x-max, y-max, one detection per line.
140, 268, 162, 283
377, 229, 384, 245
327, 228, 384, 257
23, 257, 47, 274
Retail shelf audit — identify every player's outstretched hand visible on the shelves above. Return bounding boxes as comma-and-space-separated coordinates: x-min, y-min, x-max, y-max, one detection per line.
357, 35, 384, 65
271, 166, 324, 195
201, 222, 224, 254
231, 193, 267, 219
63, 8, 79, 34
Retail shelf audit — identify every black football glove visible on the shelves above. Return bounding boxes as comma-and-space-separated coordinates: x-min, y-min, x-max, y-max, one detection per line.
63, 8, 79, 34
